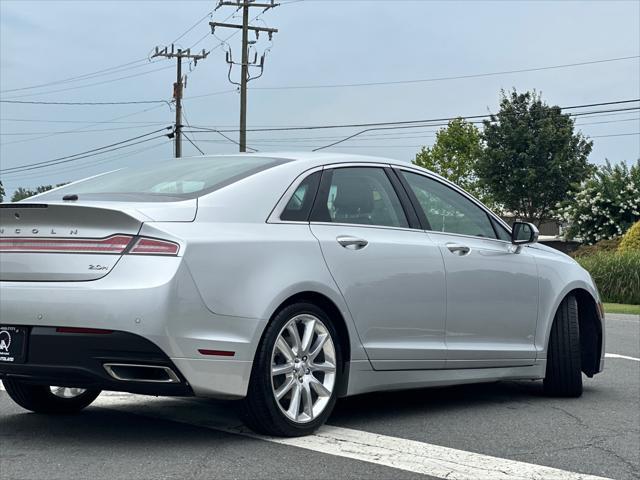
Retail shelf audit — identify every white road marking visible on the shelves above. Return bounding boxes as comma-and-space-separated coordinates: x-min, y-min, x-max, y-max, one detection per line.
2, 353, 637, 480
605, 353, 640, 362
90, 394, 610, 480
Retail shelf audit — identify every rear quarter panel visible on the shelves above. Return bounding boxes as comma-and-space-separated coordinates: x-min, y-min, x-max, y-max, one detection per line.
175, 221, 369, 362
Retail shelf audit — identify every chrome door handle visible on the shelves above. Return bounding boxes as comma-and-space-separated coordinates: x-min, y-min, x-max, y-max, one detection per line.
446, 243, 471, 256
337, 236, 368, 250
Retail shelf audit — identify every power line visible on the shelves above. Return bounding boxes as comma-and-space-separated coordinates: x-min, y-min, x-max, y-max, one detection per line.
1, 134, 172, 176
183, 132, 206, 155
0, 7, 223, 95
4, 115, 631, 139
0, 8, 264, 102
187, 130, 640, 150
0, 124, 169, 136
187, 99, 639, 133
4, 99, 637, 175
312, 104, 640, 151
0, 127, 173, 174
173, 10, 215, 44
1, 64, 175, 100
0, 99, 169, 106
590, 132, 639, 138
3, 140, 171, 183
0, 59, 151, 94
182, 116, 640, 143
246, 55, 640, 91
0, 103, 169, 147
181, 104, 205, 155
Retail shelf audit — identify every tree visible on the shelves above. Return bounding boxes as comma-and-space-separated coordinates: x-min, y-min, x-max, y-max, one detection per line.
477, 90, 593, 225
414, 118, 488, 201
556, 160, 640, 244
11, 187, 38, 202
10, 184, 60, 202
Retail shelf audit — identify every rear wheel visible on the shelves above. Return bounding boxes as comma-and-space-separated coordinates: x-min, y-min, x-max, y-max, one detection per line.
241, 302, 342, 437
544, 295, 583, 397
2, 379, 101, 413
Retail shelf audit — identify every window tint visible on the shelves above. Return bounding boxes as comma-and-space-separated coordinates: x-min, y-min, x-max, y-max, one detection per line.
401, 171, 496, 238
313, 167, 409, 228
280, 171, 321, 221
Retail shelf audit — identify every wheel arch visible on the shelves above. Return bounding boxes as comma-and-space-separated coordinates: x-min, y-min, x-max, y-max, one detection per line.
260, 290, 354, 397
547, 288, 604, 377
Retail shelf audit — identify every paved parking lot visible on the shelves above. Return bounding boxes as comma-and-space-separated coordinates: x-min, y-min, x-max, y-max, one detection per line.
1, 313, 638, 480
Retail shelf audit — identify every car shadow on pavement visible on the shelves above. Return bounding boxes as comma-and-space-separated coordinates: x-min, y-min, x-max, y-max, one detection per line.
0, 398, 250, 447
330, 379, 571, 423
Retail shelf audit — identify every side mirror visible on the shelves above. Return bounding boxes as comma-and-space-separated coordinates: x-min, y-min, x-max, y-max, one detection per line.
511, 221, 539, 245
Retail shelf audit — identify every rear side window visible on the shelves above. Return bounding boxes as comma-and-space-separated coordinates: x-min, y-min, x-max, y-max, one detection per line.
280, 171, 321, 222
35, 156, 290, 202
311, 167, 409, 228
401, 171, 497, 239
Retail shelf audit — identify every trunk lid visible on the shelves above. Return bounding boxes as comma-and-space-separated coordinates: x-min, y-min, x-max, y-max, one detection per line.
1, 203, 150, 282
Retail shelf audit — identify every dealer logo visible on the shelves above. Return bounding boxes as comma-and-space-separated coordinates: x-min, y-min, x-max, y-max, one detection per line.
0, 330, 11, 353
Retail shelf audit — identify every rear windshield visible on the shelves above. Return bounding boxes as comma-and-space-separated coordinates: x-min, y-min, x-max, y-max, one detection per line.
35, 156, 290, 202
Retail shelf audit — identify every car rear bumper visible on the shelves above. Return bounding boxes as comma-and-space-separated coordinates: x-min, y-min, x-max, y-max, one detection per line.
0, 257, 266, 399
0, 327, 193, 396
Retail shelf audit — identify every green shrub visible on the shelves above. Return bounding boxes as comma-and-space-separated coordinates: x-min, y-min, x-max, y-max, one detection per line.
577, 251, 640, 305
555, 159, 640, 244
571, 237, 621, 258
619, 221, 640, 253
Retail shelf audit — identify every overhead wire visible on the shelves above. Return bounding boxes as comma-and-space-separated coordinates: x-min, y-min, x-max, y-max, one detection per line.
180, 104, 205, 155
0, 127, 173, 174
0, 103, 169, 147
0, 59, 151, 94
0, 6, 227, 96
3, 140, 171, 182
0, 99, 169, 106
184, 100, 640, 134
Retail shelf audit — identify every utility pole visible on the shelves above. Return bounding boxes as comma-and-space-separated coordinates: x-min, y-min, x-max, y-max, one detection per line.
211, 1, 278, 152
152, 45, 208, 157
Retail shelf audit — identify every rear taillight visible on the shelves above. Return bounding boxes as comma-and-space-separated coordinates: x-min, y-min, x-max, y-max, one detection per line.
0, 235, 179, 256
128, 237, 180, 256
0, 235, 133, 254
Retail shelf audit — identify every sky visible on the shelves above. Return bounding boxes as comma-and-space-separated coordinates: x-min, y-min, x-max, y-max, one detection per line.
0, 0, 639, 198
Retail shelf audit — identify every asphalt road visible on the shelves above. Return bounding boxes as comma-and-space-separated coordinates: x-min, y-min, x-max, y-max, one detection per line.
1, 313, 638, 480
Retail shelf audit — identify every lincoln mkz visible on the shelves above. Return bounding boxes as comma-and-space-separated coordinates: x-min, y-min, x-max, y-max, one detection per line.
0, 153, 605, 436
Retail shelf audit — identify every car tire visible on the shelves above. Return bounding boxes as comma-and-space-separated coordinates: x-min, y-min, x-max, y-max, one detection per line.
240, 302, 342, 437
543, 295, 583, 397
2, 379, 101, 414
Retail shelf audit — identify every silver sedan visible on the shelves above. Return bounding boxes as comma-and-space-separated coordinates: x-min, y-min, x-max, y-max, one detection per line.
0, 152, 604, 436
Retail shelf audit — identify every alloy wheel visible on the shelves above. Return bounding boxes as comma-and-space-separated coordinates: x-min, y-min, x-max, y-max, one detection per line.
270, 313, 337, 424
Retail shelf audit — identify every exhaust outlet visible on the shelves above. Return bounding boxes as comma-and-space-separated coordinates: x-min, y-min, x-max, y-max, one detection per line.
103, 363, 180, 384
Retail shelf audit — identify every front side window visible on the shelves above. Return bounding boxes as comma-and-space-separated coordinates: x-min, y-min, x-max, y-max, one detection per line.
312, 167, 409, 228
401, 171, 496, 238
492, 218, 512, 241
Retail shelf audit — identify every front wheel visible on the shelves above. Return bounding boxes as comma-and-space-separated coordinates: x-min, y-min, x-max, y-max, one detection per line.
2, 379, 101, 414
544, 295, 583, 397
241, 302, 342, 437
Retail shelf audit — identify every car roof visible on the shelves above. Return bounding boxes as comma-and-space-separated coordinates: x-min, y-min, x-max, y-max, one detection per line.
180, 151, 440, 176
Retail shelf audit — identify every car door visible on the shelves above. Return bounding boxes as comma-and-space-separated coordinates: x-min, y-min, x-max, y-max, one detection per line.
309, 165, 447, 370
397, 168, 539, 368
